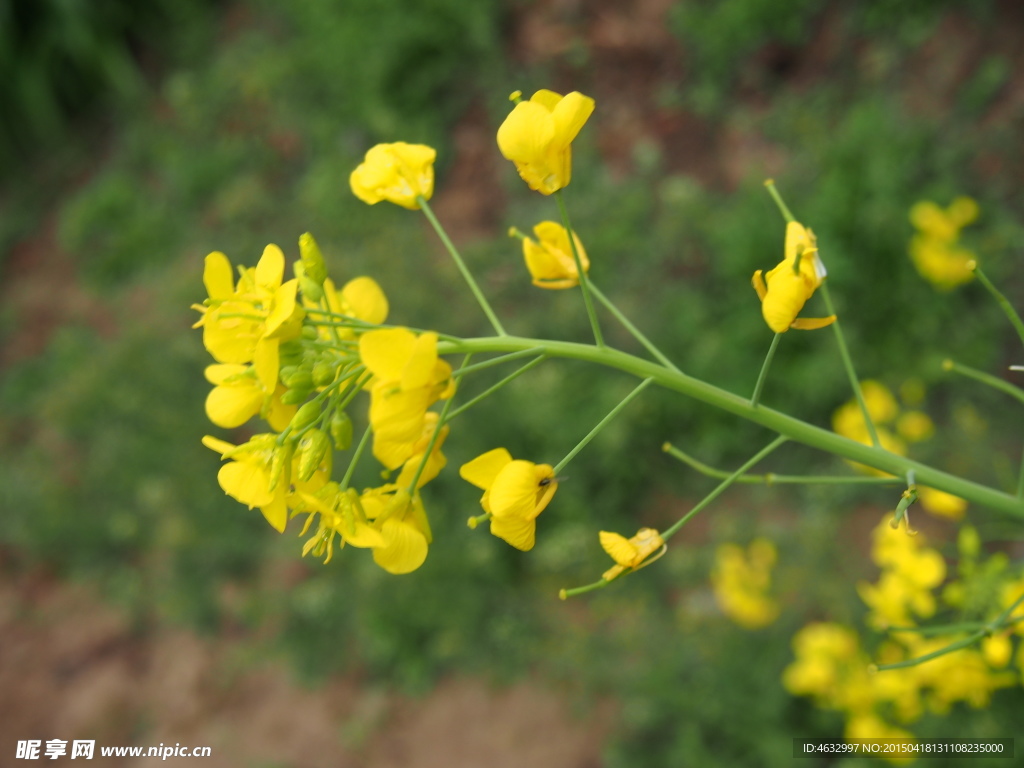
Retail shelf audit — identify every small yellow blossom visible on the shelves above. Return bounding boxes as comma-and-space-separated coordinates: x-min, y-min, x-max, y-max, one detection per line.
908, 197, 978, 290
460, 448, 557, 551
751, 221, 835, 333
831, 381, 908, 475
497, 89, 594, 195
359, 485, 433, 574
203, 363, 296, 431
598, 527, 664, 581
917, 487, 967, 521
521, 221, 589, 289
350, 142, 436, 209
711, 538, 780, 629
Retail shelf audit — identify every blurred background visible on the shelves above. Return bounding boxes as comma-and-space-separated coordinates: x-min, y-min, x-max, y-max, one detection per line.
1, 0, 1023, 765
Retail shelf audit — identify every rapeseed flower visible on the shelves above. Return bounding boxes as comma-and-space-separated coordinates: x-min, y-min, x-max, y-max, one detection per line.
497, 89, 594, 195
752, 221, 835, 333
520, 221, 589, 289
203, 363, 295, 431
598, 527, 665, 581
359, 485, 432, 574
711, 538, 780, 629
350, 142, 436, 209
909, 197, 978, 290
460, 448, 557, 550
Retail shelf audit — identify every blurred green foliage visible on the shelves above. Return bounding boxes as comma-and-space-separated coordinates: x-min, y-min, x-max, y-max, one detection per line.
2, 0, 1024, 765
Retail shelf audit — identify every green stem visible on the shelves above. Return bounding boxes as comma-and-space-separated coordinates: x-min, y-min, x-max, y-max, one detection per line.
820, 283, 881, 447
340, 423, 372, 491
444, 356, 546, 422
971, 262, 1024, 347
435, 335, 1024, 518
943, 359, 1024, 406
553, 378, 653, 475
875, 631, 985, 671
1018, 448, 1024, 499
764, 179, 796, 223
406, 354, 471, 492
751, 333, 782, 407
662, 442, 898, 485
559, 580, 609, 600
588, 282, 682, 373
555, 191, 605, 348
662, 436, 788, 540
417, 196, 507, 336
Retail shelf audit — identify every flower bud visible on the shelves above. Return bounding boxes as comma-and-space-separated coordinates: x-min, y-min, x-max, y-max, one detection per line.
299, 233, 328, 286
329, 410, 353, 450
312, 361, 337, 387
269, 441, 295, 491
283, 368, 314, 391
290, 400, 321, 431
298, 428, 330, 482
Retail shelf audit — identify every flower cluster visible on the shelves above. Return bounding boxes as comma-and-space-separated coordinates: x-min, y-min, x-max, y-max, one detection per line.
711, 538, 780, 629
784, 515, 1023, 757
831, 380, 967, 520
909, 197, 978, 290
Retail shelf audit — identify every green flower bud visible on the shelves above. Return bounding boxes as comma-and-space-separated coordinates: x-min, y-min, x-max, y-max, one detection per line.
301, 324, 319, 340
290, 400, 322, 431
329, 410, 353, 450
283, 368, 314, 391
299, 232, 328, 286
269, 441, 295, 492
300, 275, 323, 302
313, 361, 337, 387
298, 428, 331, 482
279, 386, 313, 405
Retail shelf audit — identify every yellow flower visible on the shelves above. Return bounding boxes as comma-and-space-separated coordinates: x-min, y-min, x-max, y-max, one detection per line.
203, 364, 296, 431
359, 485, 432, 574
359, 327, 454, 470
751, 222, 835, 333
306, 275, 389, 343
917, 487, 967, 520
521, 221, 589, 289
460, 448, 557, 550
350, 142, 436, 209
711, 538, 780, 629
782, 622, 863, 699
831, 381, 908, 475
599, 527, 664, 581
497, 89, 595, 195
296, 484, 386, 564
908, 197, 978, 290
193, 246, 305, 392
202, 433, 330, 533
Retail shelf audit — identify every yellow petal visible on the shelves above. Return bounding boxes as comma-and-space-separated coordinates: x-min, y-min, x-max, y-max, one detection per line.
260, 486, 289, 532
342, 277, 389, 325
255, 244, 285, 290
372, 517, 428, 574
253, 337, 279, 393
529, 89, 563, 111
264, 279, 301, 338
402, 331, 438, 391
459, 448, 513, 490
489, 514, 537, 551
489, 460, 544, 520
789, 315, 836, 330
202, 435, 237, 456
599, 531, 638, 567
550, 91, 595, 148
360, 327, 415, 382
205, 383, 262, 428
203, 251, 235, 300
218, 460, 274, 508
497, 100, 556, 163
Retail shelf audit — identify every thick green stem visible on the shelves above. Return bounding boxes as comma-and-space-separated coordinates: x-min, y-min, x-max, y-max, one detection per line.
435, 335, 1024, 518
418, 196, 507, 336
555, 191, 605, 348
589, 282, 681, 373
751, 333, 781, 407
553, 378, 654, 475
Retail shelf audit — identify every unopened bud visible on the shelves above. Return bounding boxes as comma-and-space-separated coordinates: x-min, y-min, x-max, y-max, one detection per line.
298, 428, 330, 482
299, 232, 328, 286
329, 410, 353, 450
290, 400, 321, 431
269, 441, 295, 491
313, 361, 337, 388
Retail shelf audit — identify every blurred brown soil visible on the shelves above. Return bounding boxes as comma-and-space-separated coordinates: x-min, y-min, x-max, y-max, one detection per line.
0, 564, 612, 767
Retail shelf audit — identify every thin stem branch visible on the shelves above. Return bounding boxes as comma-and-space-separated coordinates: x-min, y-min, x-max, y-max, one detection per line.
661, 436, 788, 541
555, 191, 605, 348
553, 378, 654, 475
971, 262, 1024, 348
418, 196, 507, 336
340, 424, 372, 490
662, 442, 899, 485
451, 348, 546, 377
751, 333, 782, 407
444, 356, 546, 422
943, 359, 1024, 406
588, 282, 682, 372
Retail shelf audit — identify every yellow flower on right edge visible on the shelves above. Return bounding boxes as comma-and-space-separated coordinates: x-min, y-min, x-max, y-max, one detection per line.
908, 197, 978, 290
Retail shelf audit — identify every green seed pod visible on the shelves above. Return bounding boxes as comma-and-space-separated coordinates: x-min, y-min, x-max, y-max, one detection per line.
312, 361, 337, 388
269, 441, 295, 492
290, 400, 322, 431
329, 410, 353, 450
299, 232, 328, 286
298, 428, 331, 482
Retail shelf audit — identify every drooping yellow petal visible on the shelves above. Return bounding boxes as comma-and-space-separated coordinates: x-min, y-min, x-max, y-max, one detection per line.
459, 448, 513, 490
264, 280, 301, 338
490, 513, 537, 551
497, 100, 556, 164
253, 336, 280, 393
373, 517, 429, 574
260, 486, 289, 533
342, 276, 389, 325
489, 460, 548, 520
217, 461, 274, 508
205, 382, 263, 428
599, 531, 638, 567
